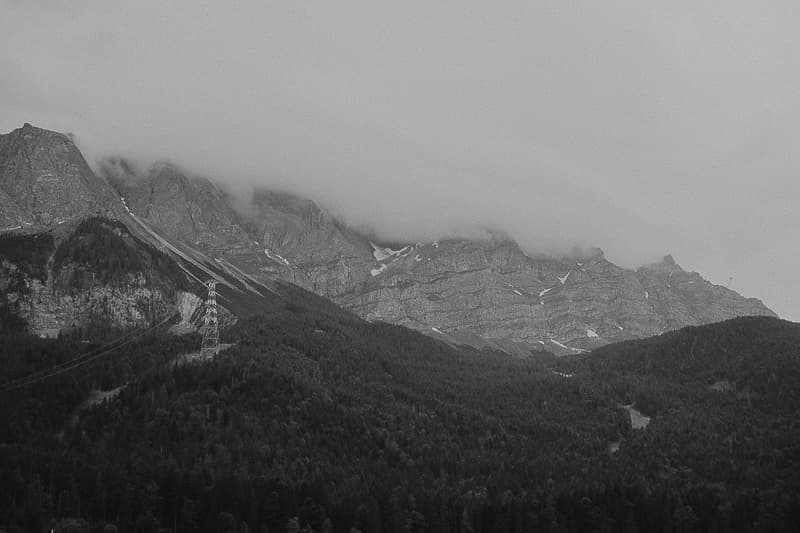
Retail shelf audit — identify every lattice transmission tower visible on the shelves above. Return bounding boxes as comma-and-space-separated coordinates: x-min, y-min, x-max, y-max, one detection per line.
200, 280, 220, 358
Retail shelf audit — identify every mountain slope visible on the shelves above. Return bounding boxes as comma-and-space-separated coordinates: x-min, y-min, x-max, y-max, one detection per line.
574, 315, 800, 412
101, 158, 252, 253
98, 154, 775, 353
0, 214, 357, 337
0, 126, 356, 336
0, 124, 121, 230
0, 123, 776, 350
0, 217, 193, 336
2, 310, 798, 531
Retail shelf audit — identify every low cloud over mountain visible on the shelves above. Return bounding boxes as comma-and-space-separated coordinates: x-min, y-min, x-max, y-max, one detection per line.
2, 1, 798, 318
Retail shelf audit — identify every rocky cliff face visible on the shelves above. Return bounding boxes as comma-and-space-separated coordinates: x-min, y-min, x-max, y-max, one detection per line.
97, 154, 776, 354
0, 124, 775, 351
101, 158, 252, 253
0, 126, 356, 336
330, 239, 775, 353
247, 190, 376, 294
0, 218, 196, 337
0, 124, 121, 231
98, 162, 376, 294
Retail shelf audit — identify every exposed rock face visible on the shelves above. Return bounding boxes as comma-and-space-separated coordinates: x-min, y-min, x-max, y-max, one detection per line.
100, 159, 251, 253
0, 125, 776, 352
169, 291, 203, 334
0, 124, 121, 230
98, 156, 776, 353
176, 290, 202, 326
99, 162, 376, 294
635, 256, 771, 332
0, 219, 190, 337
247, 190, 375, 294
331, 240, 775, 353
10, 271, 175, 337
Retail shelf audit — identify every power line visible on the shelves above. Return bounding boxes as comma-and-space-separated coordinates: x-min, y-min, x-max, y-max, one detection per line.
0, 319, 156, 387
0, 313, 175, 393
0, 313, 177, 394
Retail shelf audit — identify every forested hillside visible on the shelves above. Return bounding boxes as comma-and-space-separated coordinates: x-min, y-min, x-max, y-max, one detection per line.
51, 218, 189, 294
0, 218, 197, 335
1, 310, 799, 532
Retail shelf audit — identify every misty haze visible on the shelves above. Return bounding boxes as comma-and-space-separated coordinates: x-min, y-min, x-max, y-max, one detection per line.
1, 2, 799, 532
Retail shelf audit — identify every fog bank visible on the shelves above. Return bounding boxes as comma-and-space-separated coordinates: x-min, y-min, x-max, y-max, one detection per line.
2, 1, 798, 319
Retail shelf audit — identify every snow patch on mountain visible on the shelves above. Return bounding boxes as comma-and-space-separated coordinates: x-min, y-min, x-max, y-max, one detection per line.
550, 339, 587, 354
370, 241, 411, 261
264, 249, 290, 266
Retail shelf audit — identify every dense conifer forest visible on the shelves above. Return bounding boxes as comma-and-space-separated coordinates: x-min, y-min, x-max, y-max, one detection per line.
1, 300, 799, 532
51, 218, 189, 294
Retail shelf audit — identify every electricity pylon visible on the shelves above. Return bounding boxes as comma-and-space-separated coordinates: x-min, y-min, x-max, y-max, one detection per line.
200, 280, 220, 358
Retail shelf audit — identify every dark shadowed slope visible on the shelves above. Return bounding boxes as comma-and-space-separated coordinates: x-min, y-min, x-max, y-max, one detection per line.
2, 309, 799, 531
575, 316, 800, 411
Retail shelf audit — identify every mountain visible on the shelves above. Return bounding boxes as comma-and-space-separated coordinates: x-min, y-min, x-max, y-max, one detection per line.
0, 212, 358, 338
0, 125, 361, 337
97, 151, 776, 354
100, 158, 252, 253
0, 124, 121, 230
0, 124, 797, 532
0, 123, 777, 347
0, 217, 193, 336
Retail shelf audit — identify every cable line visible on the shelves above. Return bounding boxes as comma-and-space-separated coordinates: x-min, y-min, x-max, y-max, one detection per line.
0, 319, 154, 387
0, 313, 177, 394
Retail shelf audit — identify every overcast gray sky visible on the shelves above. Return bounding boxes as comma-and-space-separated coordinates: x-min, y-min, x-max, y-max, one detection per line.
2, 1, 798, 320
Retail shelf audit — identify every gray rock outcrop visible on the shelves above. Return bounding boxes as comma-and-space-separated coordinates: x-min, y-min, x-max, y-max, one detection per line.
98, 155, 776, 353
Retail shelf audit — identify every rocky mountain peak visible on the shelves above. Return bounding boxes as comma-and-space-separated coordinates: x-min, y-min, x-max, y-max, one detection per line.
3, 123, 76, 160
3, 125, 778, 356
97, 148, 775, 353
660, 253, 678, 266
100, 158, 251, 253
251, 189, 333, 231
642, 254, 685, 273
19, 122, 68, 139
0, 123, 121, 230
562, 246, 605, 263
